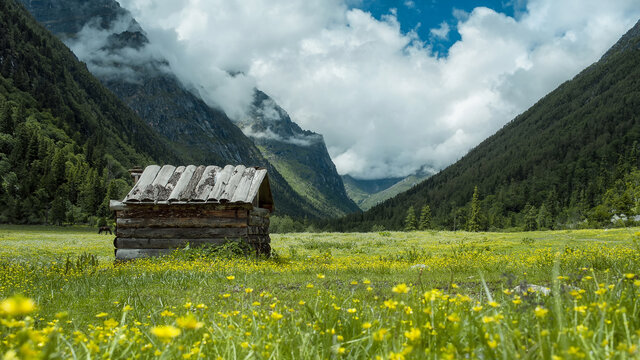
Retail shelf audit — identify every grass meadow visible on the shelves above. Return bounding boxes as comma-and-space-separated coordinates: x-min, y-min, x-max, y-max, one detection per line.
0, 225, 639, 359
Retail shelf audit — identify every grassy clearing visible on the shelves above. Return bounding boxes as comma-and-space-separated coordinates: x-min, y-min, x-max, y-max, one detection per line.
0, 226, 639, 359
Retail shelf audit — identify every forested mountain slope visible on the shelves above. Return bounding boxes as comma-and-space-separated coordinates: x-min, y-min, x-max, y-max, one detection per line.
237, 91, 360, 216
326, 19, 640, 231
342, 172, 432, 211
19, 0, 357, 219
0, 0, 183, 223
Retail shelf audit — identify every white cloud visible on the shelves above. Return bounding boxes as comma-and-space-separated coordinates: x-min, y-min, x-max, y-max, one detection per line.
404, 1, 415, 9
119, 0, 640, 179
65, 13, 169, 83
430, 21, 450, 40
241, 126, 322, 147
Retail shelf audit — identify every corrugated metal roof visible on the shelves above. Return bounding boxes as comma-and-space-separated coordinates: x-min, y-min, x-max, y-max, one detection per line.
123, 165, 269, 205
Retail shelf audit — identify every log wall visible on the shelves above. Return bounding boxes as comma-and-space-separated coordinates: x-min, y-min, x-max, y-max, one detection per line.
113, 203, 270, 260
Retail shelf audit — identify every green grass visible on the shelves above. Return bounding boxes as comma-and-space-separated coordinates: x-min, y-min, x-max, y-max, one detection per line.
0, 226, 639, 359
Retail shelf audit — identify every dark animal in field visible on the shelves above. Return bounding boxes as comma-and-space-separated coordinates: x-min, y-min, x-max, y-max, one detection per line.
98, 226, 112, 235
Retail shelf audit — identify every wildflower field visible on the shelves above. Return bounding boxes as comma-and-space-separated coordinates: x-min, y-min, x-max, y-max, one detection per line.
1, 226, 639, 359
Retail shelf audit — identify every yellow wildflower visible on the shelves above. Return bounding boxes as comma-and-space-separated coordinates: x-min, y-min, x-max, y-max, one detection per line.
151, 325, 181, 342
373, 328, 388, 341
0, 296, 35, 316
404, 327, 421, 342
392, 283, 410, 294
534, 306, 548, 318
176, 314, 204, 330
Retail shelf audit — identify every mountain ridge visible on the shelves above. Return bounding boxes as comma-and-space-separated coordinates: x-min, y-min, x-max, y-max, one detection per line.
238, 90, 360, 216
325, 18, 640, 231
0, 0, 187, 223
18, 0, 357, 218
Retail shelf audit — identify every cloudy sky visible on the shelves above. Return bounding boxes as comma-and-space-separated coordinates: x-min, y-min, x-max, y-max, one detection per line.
118, 0, 640, 179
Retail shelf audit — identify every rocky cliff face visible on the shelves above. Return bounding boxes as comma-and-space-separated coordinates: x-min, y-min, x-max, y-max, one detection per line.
18, 0, 335, 218
238, 91, 360, 216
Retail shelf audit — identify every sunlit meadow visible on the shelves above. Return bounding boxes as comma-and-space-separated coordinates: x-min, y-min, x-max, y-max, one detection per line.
1, 225, 639, 359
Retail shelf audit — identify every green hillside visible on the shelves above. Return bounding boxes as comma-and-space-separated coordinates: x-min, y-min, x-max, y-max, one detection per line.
342, 174, 431, 210
0, 0, 186, 223
326, 19, 640, 232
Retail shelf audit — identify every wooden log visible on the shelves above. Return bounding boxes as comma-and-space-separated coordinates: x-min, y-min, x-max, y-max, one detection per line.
248, 226, 268, 235
109, 200, 126, 211
117, 216, 248, 229
116, 227, 248, 239
251, 207, 270, 217
247, 235, 270, 244
115, 237, 245, 249
119, 205, 250, 219
115, 249, 172, 260
248, 216, 268, 226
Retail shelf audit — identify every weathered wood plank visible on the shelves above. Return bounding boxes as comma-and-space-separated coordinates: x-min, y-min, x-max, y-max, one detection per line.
117, 217, 248, 228
231, 167, 256, 203
194, 166, 220, 201
149, 165, 176, 200
119, 205, 251, 219
109, 200, 126, 211
117, 227, 248, 239
247, 169, 267, 205
125, 165, 161, 202
169, 165, 196, 201
208, 165, 234, 201
219, 165, 246, 202
115, 248, 172, 260
115, 237, 245, 249
178, 165, 205, 201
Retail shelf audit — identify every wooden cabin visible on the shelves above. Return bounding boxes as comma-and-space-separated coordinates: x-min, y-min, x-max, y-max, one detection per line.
109, 165, 273, 260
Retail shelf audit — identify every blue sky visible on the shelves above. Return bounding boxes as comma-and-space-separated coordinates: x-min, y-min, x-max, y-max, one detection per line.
350, 0, 527, 54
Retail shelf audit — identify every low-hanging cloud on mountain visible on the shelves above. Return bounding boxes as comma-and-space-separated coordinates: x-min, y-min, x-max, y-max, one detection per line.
64, 13, 170, 83
119, 0, 640, 179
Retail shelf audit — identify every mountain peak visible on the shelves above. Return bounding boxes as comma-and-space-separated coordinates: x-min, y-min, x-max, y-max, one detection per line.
600, 19, 640, 61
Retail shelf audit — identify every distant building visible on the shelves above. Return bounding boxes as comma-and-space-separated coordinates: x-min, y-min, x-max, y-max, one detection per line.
110, 165, 273, 260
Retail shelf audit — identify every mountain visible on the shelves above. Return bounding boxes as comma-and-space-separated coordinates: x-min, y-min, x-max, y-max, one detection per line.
19, 0, 357, 219
237, 91, 360, 216
342, 172, 431, 211
326, 19, 640, 231
0, 0, 185, 223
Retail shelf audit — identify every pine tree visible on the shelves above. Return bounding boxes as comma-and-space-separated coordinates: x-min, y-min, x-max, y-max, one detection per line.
419, 204, 432, 230
404, 206, 417, 231
536, 204, 552, 229
467, 186, 480, 232
524, 205, 538, 231
50, 188, 66, 225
